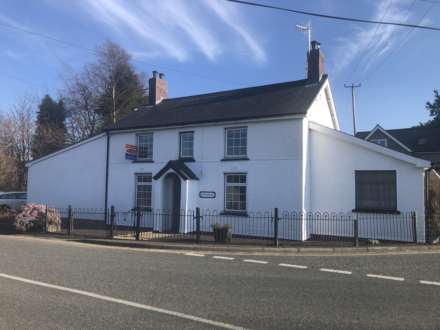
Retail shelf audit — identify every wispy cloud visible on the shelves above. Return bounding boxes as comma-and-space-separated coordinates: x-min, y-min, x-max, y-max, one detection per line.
330, 0, 423, 77
77, 0, 265, 63
205, 0, 266, 64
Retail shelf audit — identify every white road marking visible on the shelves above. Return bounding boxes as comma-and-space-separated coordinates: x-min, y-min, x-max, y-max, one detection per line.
184, 253, 205, 257
0, 273, 247, 330
420, 280, 440, 286
320, 268, 352, 275
278, 263, 308, 269
366, 274, 404, 281
243, 259, 268, 264
213, 256, 235, 261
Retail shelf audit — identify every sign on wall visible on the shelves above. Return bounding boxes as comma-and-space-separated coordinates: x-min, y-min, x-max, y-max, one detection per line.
125, 144, 137, 161
199, 191, 216, 199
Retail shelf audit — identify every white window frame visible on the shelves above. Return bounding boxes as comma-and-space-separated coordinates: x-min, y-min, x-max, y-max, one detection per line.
224, 127, 248, 159
137, 133, 153, 161
135, 173, 153, 210
179, 131, 194, 159
370, 138, 388, 147
224, 173, 247, 213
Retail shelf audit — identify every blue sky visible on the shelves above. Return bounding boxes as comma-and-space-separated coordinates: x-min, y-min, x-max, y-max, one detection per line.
0, 0, 439, 133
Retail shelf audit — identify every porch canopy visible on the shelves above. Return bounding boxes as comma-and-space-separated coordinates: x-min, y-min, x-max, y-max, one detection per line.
153, 160, 199, 181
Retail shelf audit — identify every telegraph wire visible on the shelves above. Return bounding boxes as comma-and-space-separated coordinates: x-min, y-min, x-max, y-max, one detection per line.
224, 0, 440, 31
362, 0, 437, 83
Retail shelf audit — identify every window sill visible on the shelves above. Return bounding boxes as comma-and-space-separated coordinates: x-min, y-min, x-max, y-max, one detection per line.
221, 157, 249, 162
179, 157, 195, 162
352, 209, 401, 215
132, 160, 154, 163
220, 211, 248, 217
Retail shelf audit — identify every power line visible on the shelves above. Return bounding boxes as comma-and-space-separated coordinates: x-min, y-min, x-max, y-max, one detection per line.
349, 0, 396, 81
224, 0, 440, 31
0, 20, 243, 88
362, 0, 437, 83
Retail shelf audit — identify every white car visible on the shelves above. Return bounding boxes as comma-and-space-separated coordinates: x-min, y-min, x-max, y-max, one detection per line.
0, 192, 27, 211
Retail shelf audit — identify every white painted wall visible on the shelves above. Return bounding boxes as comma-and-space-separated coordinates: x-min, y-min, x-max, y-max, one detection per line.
27, 134, 107, 210
107, 118, 305, 214
308, 126, 427, 242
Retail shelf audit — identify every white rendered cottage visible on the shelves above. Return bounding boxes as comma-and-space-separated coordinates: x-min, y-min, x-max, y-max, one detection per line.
27, 41, 430, 242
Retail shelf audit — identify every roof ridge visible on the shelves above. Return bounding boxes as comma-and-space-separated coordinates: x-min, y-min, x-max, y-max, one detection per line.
153, 78, 315, 104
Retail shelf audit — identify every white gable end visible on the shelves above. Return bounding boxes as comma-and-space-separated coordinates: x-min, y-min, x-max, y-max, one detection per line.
306, 80, 339, 130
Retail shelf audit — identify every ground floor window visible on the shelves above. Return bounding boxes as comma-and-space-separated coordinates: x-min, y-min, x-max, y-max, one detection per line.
355, 170, 397, 212
224, 173, 247, 212
135, 173, 152, 210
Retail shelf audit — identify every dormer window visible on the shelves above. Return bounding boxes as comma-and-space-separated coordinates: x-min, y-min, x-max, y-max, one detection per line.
371, 138, 388, 147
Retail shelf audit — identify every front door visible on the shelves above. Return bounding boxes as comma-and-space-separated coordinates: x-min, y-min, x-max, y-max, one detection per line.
163, 173, 181, 233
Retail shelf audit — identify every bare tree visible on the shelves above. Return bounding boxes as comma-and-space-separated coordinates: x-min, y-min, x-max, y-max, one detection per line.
63, 69, 102, 144
62, 40, 147, 143
0, 96, 36, 190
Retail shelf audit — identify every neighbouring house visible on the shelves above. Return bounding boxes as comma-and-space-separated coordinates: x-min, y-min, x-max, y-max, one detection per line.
26, 41, 431, 242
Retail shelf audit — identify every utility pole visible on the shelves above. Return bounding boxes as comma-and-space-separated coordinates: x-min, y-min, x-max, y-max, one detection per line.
344, 83, 361, 135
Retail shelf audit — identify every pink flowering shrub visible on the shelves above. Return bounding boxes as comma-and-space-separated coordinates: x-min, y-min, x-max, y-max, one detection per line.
14, 204, 61, 233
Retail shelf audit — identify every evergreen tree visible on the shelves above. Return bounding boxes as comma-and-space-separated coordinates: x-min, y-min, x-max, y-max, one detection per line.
422, 90, 440, 128
32, 95, 66, 158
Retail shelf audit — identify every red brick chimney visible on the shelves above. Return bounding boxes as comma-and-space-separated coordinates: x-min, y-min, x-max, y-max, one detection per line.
149, 71, 168, 105
307, 41, 325, 83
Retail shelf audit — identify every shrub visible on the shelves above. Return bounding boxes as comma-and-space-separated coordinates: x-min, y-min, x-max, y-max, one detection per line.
14, 204, 61, 233
0, 205, 16, 219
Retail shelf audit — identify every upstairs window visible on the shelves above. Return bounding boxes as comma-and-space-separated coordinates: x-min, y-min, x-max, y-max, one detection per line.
355, 170, 397, 212
135, 173, 152, 210
137, 133, 153, 161
224, 173, 247, 212
225, 127, 247, 159
179, 131, 194, 159
370, 138, 388, 147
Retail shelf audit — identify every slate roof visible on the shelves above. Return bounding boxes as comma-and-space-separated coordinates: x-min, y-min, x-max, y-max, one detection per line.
356, 126, 440, 153
107, 76, 327, 131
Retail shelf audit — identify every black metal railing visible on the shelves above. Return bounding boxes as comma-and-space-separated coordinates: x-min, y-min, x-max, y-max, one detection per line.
43, 206, 430, 247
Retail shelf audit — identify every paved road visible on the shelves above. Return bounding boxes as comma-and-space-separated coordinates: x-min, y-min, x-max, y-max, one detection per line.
0, 236, 439, 329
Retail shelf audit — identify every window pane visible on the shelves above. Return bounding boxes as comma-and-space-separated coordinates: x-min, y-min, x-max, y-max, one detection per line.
138, 134, 153, 160
225, 173, 247, 211
180, 132, 194, 158
136, 173, 152, 209
355, 171, 396, 211
225, 127, 247, 157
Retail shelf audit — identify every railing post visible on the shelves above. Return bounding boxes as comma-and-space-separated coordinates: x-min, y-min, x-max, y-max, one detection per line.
412, 211, 418, 243
44, 205, 48, 233
67, 205, 73, 236
110, 206, 115, 239
274, 208, 279, 247
353, 215, 359, 247
136, 207, 141, 241
196, 208, 201, 243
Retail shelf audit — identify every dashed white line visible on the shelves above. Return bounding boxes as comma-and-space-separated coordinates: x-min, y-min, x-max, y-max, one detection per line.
243, 259, 268, 264
278, 263, 308, 269
184, 253, 205, 257
0, 273, 247, 330
320, 268, 352, 275
366, 274, 404, 281
213, 256, 235, 261
419, 280, 440, 286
